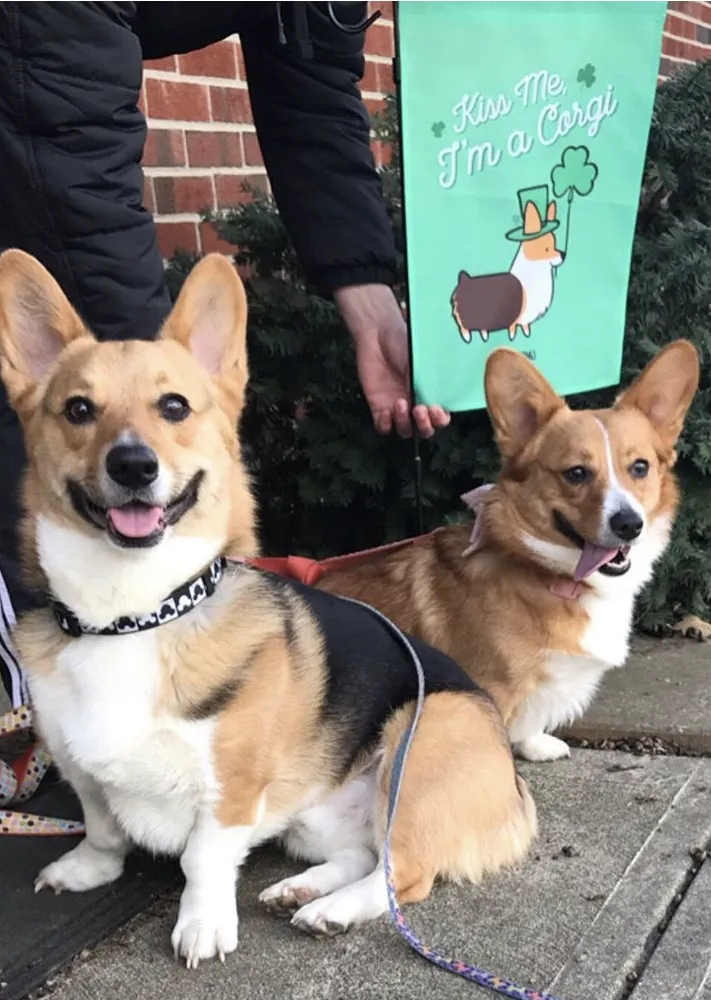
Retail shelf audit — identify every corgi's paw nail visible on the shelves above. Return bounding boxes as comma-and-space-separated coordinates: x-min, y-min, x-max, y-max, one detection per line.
260, 877, 319, 916
291, 903, 349, 938
171, 910, 238, 968
35, 843, 124, 894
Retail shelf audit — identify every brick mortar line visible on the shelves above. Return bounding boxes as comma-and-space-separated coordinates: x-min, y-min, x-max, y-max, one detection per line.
664, 31, 711, 46
144, 68, 248, 89
146, 119, 257, 133
666, 9, 711, 23
664, 23, 711, 36
145, 57, 393, 86
665, 28, 711, 40
154, 213, 201, 224
146, 166, 265, 178
662, 52, 697, 63
155, 203, 268, 224
145, 104, 389, 130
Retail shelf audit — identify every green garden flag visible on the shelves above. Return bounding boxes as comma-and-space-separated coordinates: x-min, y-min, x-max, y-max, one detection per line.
397, 1, 666, 412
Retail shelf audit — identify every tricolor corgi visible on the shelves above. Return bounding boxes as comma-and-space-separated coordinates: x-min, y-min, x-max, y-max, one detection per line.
320, 343, 699, 762
452, 199, 564, 344
0, 251, 536, 967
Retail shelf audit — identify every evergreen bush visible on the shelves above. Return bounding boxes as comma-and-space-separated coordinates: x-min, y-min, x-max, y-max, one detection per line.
166, 63, 711, 630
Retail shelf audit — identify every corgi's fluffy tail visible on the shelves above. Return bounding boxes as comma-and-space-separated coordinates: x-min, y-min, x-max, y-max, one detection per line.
376, 691, 537, 903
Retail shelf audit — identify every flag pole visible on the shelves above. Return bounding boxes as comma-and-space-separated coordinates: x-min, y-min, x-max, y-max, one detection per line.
393, 1, 425, 536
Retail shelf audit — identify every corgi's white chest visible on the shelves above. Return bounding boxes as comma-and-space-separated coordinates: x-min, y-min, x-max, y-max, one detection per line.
578, 587, 635, 667
28, 631, 216, 854
508, 584, 636, 743
511, 254, 554, 324
508, 652, 609, 743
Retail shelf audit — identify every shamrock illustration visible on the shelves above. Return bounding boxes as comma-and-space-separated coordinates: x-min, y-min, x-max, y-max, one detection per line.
550, 145, 599, 255
577, 63, 596, 89
431, 121, 446, 138
552, 146, 598, 200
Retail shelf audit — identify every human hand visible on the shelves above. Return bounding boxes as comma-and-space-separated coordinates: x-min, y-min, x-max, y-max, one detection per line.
333, 283, 450, 438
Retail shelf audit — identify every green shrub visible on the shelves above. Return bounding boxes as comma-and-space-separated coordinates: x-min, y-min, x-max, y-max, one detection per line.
166, 63, 711, 630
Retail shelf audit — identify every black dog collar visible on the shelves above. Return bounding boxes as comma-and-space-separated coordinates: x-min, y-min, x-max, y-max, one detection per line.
50, 557, 228, 638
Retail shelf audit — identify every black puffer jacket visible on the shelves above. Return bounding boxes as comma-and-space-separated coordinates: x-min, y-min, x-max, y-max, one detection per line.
0, 1, 396, 342
0, 1, 396, 628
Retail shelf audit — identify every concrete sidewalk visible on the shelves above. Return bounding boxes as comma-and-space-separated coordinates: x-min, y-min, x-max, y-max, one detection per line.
18, 635, 711, 1000
566, 636, 711, 754
38, 750, 711, 1000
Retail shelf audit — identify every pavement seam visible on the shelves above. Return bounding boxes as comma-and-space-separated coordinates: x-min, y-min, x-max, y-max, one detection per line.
624, 841, 710, 999
691, 954, 711, 1000
547, 761, 710, 999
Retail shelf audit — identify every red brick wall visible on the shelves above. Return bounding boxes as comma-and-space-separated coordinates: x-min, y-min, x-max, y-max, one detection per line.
662, 1, 711, 75
142, 1, 709, 258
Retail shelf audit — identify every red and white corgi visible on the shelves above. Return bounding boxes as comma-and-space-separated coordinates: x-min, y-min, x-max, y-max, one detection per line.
320, 343, 700, 761
508, 203, 564, 337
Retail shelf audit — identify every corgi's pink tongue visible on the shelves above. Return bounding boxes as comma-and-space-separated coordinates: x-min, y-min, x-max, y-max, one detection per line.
107, 505, 164, 538
574, 542, 619, 582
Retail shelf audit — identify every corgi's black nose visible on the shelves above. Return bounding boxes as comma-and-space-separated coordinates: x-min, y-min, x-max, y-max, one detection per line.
106, 444, 159, 489
609, 508, 643, 542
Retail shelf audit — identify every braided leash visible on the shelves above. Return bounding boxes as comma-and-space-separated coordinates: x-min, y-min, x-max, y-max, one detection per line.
343, 597, 563, 1000
0, 706, 84, 836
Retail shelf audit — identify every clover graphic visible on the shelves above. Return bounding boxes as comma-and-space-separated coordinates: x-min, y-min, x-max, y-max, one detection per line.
550, 146, 599, 255
431, 121, 446, 138
577, 63, 596, 89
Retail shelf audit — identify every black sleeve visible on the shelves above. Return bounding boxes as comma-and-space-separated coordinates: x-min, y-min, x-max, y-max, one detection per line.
0, 2, 171, 342
241, 4, 398, 296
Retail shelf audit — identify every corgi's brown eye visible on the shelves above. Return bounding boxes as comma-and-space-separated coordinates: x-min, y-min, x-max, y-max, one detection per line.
158, 393, 191, 423
563, 465, 591, 485
629, 458, 649, 480
64, 396, 96, 426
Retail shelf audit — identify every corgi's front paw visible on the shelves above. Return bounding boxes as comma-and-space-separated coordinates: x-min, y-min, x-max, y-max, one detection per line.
515, 733, 570, 762
35, 840, 124, 894
260, 876, 320, 916
171, 895, 238, 968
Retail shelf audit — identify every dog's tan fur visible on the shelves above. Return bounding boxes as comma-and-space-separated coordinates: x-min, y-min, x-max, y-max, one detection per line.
321, 523, 581, 725
0, 252, 258, 594
0, 250, 536, 959
320, 343, 699, 748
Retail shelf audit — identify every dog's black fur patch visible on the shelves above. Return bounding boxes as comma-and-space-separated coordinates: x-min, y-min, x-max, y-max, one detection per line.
272, 575, 492, 774
186, 675, 244, 721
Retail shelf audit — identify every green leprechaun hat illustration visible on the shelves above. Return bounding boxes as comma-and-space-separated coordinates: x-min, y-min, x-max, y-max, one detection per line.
505, 184, 560, 242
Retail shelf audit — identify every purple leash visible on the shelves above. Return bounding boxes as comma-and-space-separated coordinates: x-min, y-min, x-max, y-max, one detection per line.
342, 597, 564, 1000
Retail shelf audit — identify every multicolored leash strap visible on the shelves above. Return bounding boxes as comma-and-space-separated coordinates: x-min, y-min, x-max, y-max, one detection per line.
0, 706, 85, 836
340, 597, 564, 1000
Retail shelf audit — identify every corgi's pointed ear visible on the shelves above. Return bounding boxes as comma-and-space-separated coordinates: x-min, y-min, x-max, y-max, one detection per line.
523, 201, 542, 236
0, 249, 89, 411
485, 349, 565, 458
161, 254, 248, 382
615, 340, 699, 450
547, 200, 557, 222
